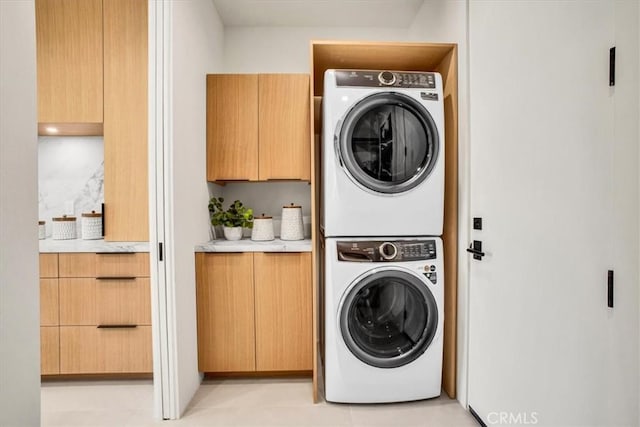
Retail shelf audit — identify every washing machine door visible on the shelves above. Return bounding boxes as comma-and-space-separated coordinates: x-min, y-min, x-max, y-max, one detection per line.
339, 268, 438, 368
337, 92, 439, 194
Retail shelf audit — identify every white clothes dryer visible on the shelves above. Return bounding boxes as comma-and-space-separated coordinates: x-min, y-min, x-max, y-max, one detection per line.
322, 69, 445, 237
324, 236, 444, 403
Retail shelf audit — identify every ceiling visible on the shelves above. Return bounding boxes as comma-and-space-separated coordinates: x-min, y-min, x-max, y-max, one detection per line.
211, 0, 425, 27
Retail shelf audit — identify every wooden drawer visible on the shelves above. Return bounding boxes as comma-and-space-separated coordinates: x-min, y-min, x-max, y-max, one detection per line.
59, 325, 152, 374
40, 253, 58, 278
40, 278, 59, 326
41, 327, 60, 375
59, 252, 149, 278
59, 277, 150, 326
96, 253, 149, 277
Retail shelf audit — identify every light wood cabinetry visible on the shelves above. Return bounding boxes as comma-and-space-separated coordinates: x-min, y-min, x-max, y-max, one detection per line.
195, 253, 256, 372
206, 75, 259, 181
39, 254, 60, 375
254, 253, 312, 371
206, 74, 310, 182
103, 0, 149, 242
258, 75, 311, 181
41, 327, 60, 375
35, 0, 148, 241
35, 0, 103, 125
41, 252, 151, 376
196, 252, 312, 373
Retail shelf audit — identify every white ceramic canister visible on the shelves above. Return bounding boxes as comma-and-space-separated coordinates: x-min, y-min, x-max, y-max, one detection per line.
81, 210, 102, 240
280, 203, 304, 240
251, 214, 275, 241
52, 215, 77, 240
38, 221, 46, 240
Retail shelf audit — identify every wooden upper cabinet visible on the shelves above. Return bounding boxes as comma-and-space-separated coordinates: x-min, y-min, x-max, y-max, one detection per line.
36, 0, 103, 124
254, 253, 312, 371
206, 74, 310, 182
207, 75, 259, 181
258, 74, 311, 180
103, 0, 148, 241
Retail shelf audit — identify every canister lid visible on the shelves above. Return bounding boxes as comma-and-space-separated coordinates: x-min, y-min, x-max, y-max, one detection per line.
38, 220, 45, 225
283, 203, 301, 209
81, 210, 102, 218
52, 215, 76, 222
255, 213, 272, 219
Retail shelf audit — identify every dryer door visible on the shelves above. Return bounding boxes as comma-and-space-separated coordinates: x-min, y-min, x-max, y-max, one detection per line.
338, 92, 439, 194
339, 268, 438, 368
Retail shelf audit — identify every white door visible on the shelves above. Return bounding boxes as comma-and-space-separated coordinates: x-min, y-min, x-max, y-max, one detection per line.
468, 1, 637, 425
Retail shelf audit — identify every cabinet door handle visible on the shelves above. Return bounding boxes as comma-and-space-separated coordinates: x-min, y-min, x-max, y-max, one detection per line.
97, 324, 138, 329
96, 252, 135, 255
96, 276, 136, 281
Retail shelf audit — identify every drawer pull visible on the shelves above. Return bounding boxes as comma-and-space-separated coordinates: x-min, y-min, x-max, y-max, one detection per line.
97, 324, 138, 329
96, 252, 135, 255
96, 276, 136, 281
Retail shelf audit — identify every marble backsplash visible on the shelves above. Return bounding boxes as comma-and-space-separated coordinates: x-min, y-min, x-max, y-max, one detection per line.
38, 136, 104, 238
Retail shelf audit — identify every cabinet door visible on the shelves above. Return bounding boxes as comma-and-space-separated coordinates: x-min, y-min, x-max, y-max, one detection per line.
40, 279, 59, 326
258, 74, 311, 180
41, 327, 60, 375
254, 252, 312, 371
103, 0, 149, 241
35, 0, 103, 124
195, 253, 256, 372
206, 75, 259, 181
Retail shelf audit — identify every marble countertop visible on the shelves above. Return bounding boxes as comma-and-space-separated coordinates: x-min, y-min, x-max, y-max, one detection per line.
39, 238, 149, 253
195, 238, 312, 253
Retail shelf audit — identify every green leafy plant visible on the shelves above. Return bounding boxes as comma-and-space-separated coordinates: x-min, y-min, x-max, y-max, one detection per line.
208, 197, 254, 229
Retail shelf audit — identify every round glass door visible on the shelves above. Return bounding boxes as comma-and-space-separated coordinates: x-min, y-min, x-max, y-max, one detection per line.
339, 269, 438, 368
338, 92, 439, 194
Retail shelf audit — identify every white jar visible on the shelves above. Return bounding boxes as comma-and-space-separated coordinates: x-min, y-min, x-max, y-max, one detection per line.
251, 214, 274, 241
52, 215, 76, 240
38, 221, 46, 240
81, 211, 102, 240
280, 203, 304, 241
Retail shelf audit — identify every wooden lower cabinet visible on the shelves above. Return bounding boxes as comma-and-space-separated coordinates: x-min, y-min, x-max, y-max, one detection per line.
254, 253, 312, 371
41, 251, 151, 376
41, 327, 60, 375
196, 252, 312, 373
59, 326, 152, 374
196, 253, 255, 372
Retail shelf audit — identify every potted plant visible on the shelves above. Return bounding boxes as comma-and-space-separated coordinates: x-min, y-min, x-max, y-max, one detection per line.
208, 197, 254, 241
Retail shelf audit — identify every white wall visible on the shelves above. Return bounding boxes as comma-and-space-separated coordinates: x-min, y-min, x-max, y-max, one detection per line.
0, 1, 40, 426
223, 26, 409, 73
407, 0, 470, 406
168, 0, 224, 416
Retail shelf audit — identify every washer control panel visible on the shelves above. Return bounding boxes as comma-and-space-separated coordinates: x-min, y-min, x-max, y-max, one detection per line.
334, 69, 437, 89
337, 240, 437, 262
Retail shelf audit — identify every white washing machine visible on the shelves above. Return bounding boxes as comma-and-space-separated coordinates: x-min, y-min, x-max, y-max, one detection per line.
322, 69, 445, 237
324, 236, 444, 403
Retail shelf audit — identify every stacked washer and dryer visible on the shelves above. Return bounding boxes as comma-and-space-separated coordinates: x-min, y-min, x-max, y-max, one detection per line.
321, 69, 445, 403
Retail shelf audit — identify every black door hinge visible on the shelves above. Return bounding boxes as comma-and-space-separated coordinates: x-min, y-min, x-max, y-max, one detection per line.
159, 242, 164, 261
609, 47, 615, 86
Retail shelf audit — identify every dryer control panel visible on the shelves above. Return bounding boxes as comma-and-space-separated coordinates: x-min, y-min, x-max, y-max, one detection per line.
337, 240, 437, 262
334, 70, 437, 89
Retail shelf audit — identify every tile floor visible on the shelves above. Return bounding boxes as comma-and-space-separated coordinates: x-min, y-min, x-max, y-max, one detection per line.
41, 378, 478, 427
